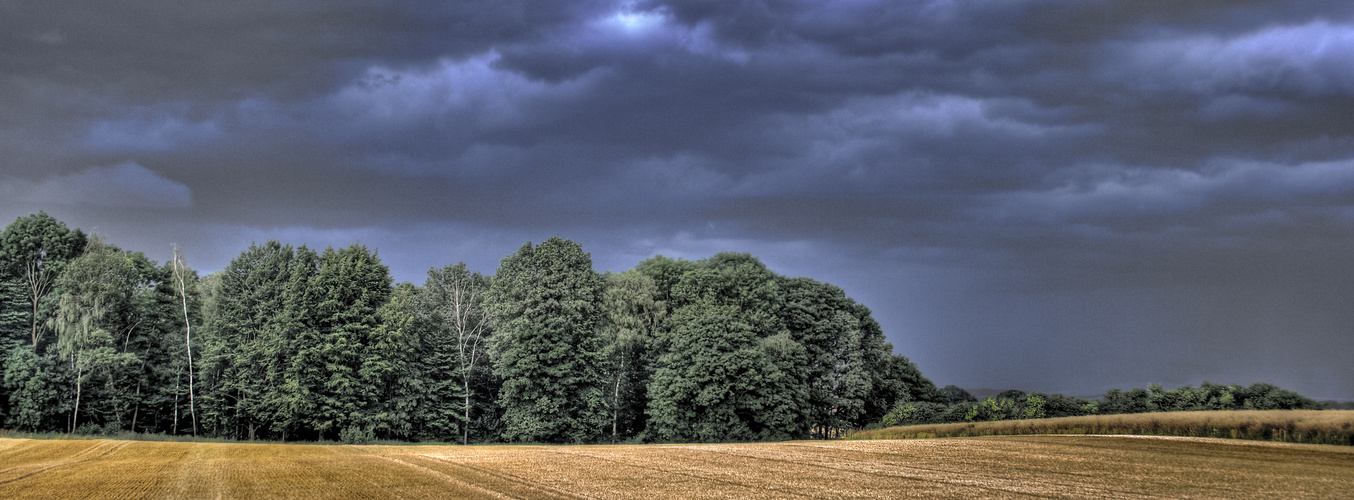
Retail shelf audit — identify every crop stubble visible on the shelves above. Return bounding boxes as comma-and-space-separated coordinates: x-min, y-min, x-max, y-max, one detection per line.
0, 435, 1349, 498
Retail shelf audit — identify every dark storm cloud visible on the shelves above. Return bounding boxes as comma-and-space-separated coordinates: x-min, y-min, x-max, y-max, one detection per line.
3, 0, 1352, 398
0, 0, 606, 100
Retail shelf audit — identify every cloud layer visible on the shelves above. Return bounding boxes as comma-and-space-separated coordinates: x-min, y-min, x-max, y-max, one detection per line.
2, 0, 1352, 399
0, 162, 192, 208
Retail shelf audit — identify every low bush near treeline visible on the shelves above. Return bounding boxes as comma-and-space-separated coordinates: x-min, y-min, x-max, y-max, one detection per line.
871, 382, 1327, 433
848, 409, 1354, 446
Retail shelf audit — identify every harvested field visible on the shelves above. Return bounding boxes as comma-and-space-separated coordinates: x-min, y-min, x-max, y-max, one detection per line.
0, 435, 1351, 498
848, 410, 1354, 446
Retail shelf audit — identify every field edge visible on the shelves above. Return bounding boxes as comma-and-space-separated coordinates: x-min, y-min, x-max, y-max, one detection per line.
846, 409, 1354, 446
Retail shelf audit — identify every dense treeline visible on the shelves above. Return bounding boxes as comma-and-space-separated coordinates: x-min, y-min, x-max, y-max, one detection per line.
0, 213, 938, 443
879, 382, 1326, 428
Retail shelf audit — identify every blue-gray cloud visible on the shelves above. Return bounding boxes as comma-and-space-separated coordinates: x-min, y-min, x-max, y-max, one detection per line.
2, 0, 1352, 399
0, 162, 192, 209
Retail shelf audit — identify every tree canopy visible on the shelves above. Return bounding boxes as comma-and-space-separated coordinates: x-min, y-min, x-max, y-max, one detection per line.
0, 213, 947, 443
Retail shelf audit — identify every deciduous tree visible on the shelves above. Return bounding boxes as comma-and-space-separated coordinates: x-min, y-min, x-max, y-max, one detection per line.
488, 238, 607, 443
421, 263, 491, 445
646, 303, 782, 442
46, 237, 140, 433
600, 270, 664, 442
361, 282, 424, 441
299, 244, 392, 441
169, 245, 198, 436
199, 241, 317, 440
0, 212, 86, 347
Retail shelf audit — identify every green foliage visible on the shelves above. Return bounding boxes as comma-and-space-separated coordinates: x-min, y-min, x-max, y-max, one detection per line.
488, 238, 608, 443
672, 253, 784, 336
0, 280, 27, 348
3, 345, 65, 430
778, 278, 866, 433
941, 385, 977, 404
634, 255, 698, 306
297, 244, 392, 439
644, 254, 853, 442
866, 353, 944, 423
756, 331, 812, 439
1021, 393, 1047, 420
966, 397, 1019, 422
360, 282, 423, 440
600, 271, 664, 441
1096, 382, 1321, 415
852, 410, 1354, 447
639, 253, 942, 441
646, 303, 787, 442
872, 381, 1327, 431
880, 401, 949, 427
1240, 382, 1323, 410
199, 241, 319, 440
418, 263, 493, 443
46, 237, 145, 433
939, 402, 976, 423
0, 213, 88, 349
1101, 387, 1154, 414
339, 422, 376, 445
1, 213, 954, 444
1043, 393, 1094, 418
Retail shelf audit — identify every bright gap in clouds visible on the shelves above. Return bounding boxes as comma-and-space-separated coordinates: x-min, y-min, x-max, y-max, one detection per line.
609, 10, 664, 33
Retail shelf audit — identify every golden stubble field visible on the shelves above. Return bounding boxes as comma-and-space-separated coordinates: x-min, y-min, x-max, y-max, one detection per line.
0, 434, 1351, 499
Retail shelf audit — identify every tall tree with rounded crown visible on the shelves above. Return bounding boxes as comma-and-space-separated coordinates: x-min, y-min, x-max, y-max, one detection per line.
0, 212, 87, 348
297, 244, 392, 441
487, 237, 607, 443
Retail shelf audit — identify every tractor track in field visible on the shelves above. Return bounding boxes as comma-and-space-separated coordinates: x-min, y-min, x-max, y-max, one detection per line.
761, 440, 1179, 499
0, 440, 129, 487
542, 446, 816, 499
375, 454, 517, 500
417, 453, 591, 500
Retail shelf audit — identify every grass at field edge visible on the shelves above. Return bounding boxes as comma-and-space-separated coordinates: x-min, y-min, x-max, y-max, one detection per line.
846, 409, 1354, 446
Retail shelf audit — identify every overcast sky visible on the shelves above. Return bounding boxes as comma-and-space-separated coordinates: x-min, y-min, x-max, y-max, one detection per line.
3, 0, 1352, 399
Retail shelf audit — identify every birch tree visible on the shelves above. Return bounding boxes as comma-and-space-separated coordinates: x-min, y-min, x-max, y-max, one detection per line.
422, 263, 490, 445
170, 245, 198, 436
46, 237, 138, 433
599, 271, 663, 442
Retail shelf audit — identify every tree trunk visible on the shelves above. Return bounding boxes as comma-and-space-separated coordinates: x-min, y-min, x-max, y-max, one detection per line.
70, 365, 83, 434
28, 264, 39, 347
464, 379, 471, 446
129, 353, 149, 434
172, 366, 181, 435
612, 353, 625, 443
185, 327, 197, 437
29, 299, 39, 347
174, 249, 199, 438
130, 379, 142, 433
25, 260, 52, 348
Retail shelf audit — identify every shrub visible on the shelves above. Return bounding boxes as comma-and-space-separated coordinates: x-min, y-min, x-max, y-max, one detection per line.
340, 424, 375, 445
881, 402, 948, 427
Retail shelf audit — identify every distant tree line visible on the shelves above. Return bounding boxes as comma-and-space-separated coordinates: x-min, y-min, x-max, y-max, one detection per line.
0, 213, 938, 443
878, 382, 1326, 428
